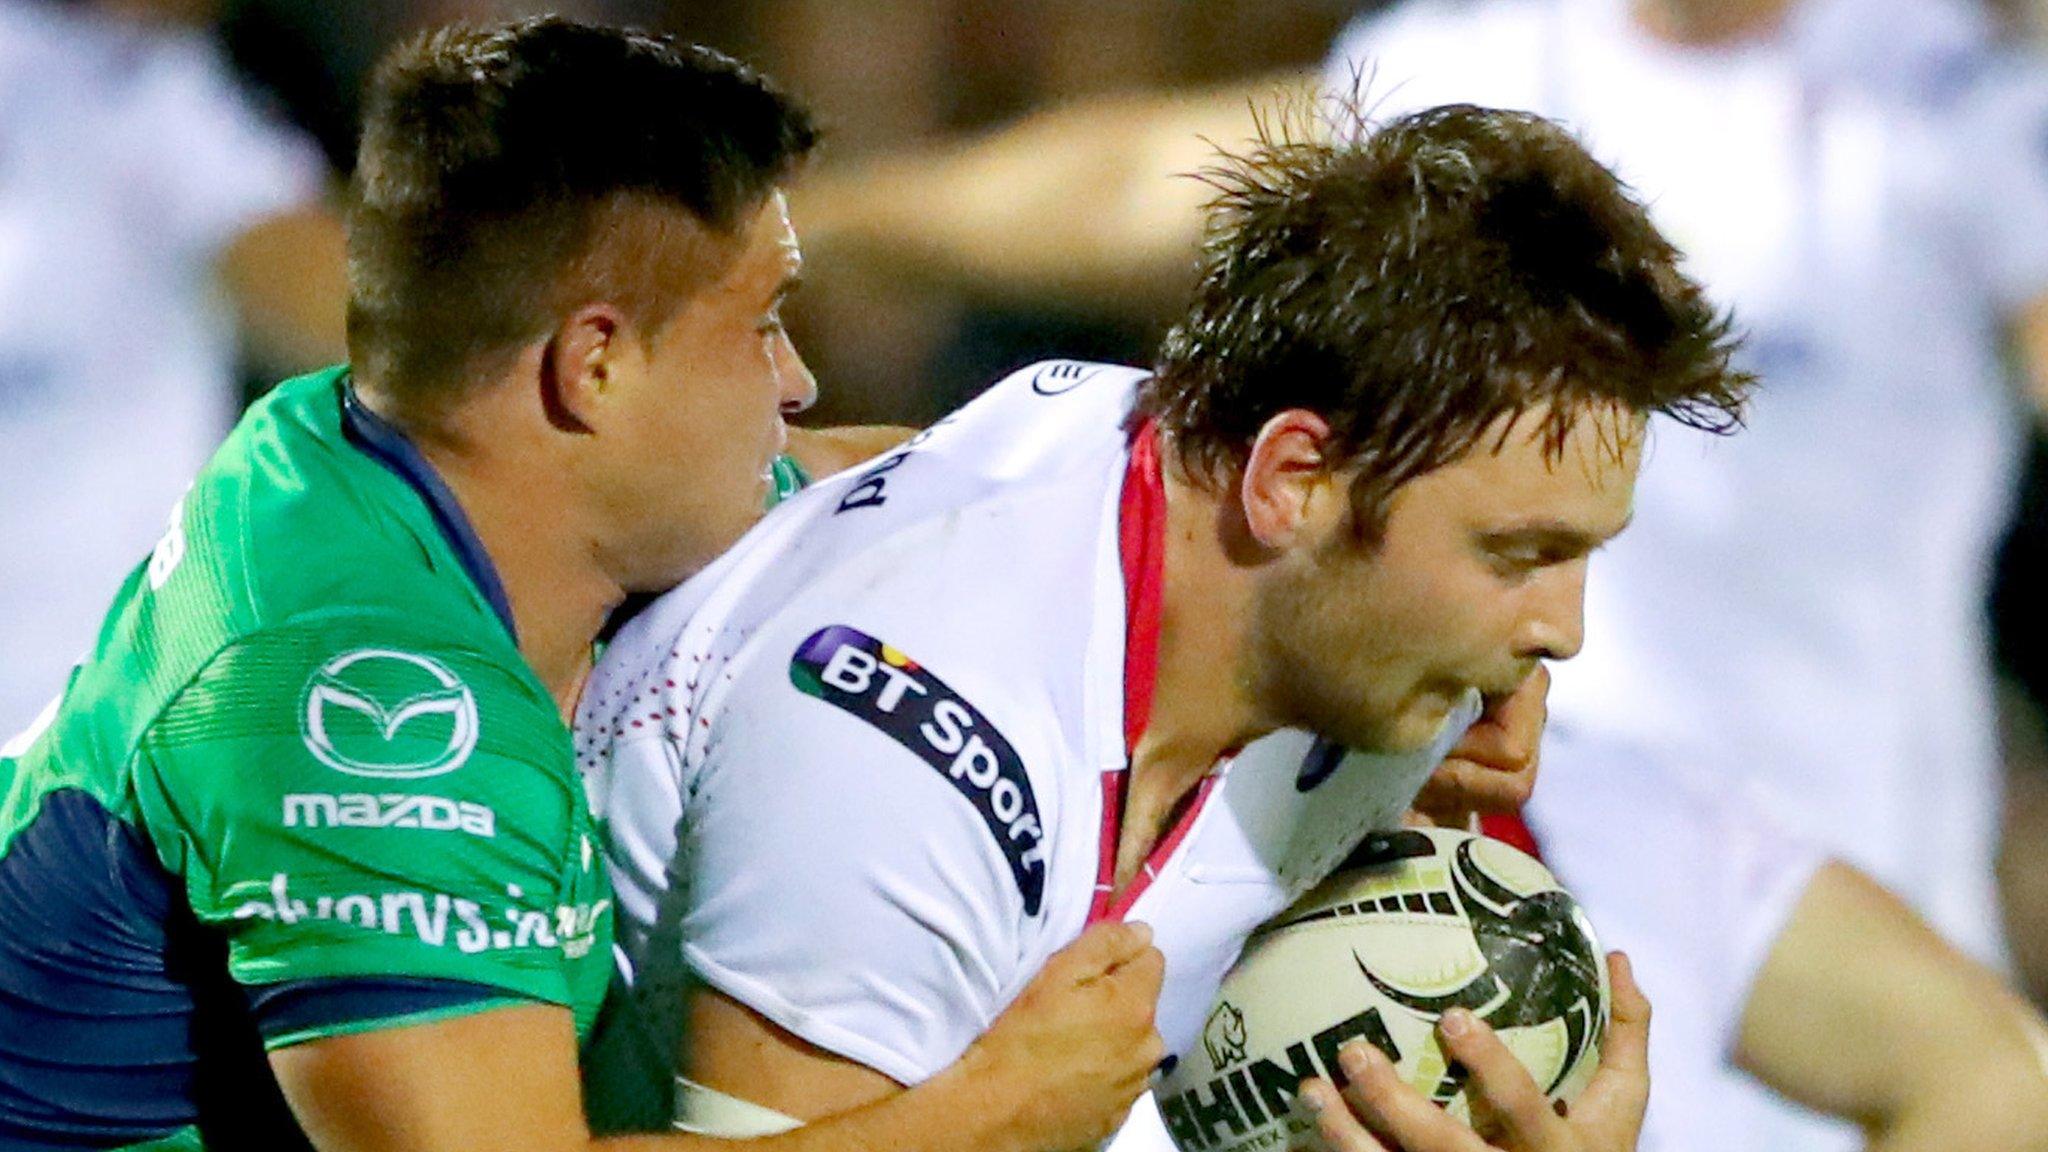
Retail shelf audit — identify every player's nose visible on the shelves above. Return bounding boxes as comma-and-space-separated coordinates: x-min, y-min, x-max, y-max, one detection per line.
1519, 558, 1586, 662
774, 330, 817, 415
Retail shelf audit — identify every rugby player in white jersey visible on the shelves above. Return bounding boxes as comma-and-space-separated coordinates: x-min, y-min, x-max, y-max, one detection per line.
581, 104, 1747, 1152
801, 4, 2048, 1148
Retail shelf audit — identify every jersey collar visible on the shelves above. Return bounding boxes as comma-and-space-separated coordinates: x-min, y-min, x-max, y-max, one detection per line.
1090, 420, 1220, 923
1120, 420, 1167, 756
338, 379, 519, 642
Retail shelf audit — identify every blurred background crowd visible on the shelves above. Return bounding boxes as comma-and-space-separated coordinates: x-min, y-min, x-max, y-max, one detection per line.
14, 0, 2048, 1147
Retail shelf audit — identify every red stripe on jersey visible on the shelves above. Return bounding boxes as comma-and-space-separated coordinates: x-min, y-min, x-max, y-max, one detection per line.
1481, 812, 1544, 860
1120, 420, 1167, 754
1091, 421, 1217, 923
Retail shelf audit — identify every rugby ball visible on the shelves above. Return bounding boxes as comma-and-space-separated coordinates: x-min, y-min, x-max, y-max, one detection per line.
1154, 827, 1609, 1151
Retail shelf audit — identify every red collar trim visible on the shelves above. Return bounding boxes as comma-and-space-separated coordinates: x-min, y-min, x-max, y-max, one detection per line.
1089, 421, 1215, 923
1120, 420, 1167, 757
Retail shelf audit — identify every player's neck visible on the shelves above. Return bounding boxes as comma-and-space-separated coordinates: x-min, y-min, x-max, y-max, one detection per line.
372, 396, 623, 718
1135, 469, 1268, 804
448, 467, 617, 716
1631, 0, 1791, 44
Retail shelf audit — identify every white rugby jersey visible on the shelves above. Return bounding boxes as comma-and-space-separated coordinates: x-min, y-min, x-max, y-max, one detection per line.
579, 360, 1477, 1090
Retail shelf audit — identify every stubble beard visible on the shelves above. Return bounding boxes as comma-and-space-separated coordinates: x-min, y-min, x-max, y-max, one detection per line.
1245, 553, 1408, 756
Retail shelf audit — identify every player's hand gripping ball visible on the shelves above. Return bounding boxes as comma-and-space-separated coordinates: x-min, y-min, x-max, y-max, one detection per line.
1155, 827, 1610, 1152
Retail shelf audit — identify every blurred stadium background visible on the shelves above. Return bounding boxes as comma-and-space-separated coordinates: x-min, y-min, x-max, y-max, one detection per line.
20, 0, 2048, 1042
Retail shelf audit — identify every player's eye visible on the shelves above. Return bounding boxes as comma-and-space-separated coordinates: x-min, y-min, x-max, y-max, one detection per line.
1481, 540, 1567, 579
1485, 550, 1541, 579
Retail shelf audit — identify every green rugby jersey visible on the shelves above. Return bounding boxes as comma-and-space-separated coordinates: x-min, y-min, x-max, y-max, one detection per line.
0, 367, 612, 1150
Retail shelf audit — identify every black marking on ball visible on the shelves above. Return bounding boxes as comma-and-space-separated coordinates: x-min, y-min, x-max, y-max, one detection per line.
1353, 837, 1603, 1095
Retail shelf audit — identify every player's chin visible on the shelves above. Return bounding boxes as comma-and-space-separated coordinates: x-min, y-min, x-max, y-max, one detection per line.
1384, 693, 1460, 752
631, 506, 766, 595
1319, 707, 1436, 757
710, 497, 770, 557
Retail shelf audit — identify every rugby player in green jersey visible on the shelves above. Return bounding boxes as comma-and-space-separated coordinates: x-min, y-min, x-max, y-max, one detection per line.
0, 19, 1164, 1152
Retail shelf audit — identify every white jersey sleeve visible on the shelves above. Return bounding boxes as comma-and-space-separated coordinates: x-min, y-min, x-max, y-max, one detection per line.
666, 620, 1060, 1085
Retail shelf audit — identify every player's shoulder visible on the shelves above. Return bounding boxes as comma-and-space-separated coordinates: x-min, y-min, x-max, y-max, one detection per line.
794, 357, 1143, 578
156, 606, 558, 760
587, 505, 1118, 933
824, 357, 1144, 506
168, 369, 505, 636
592, 540, 1104, 803
975, 357, 1149, 413
590, 358, 1142, 729
900, 358, 1143, 467
596, 470, 1121, 758
128, 606, 573, 875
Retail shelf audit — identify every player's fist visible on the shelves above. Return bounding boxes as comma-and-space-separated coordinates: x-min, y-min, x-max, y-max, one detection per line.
1411, 666, 1548, 828
962, 920, 1166, 1152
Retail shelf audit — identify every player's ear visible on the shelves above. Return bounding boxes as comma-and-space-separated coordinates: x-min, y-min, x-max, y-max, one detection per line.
539, 303, 631, 434
1241, 409, 1340, 548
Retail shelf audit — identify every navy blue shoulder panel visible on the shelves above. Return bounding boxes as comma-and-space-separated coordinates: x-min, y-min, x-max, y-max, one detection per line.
0, 788, 213, 1148
338, 382, 519, 641
248, 977, 514, 1045
0, 790, 522, 1151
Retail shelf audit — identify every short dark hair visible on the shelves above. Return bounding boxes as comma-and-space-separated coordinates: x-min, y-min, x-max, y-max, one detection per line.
1135, 101, 1750, 536
346, 18, 820, 402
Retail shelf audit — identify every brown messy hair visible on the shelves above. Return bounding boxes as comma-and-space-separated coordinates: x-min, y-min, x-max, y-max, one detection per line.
1134, 100, 1751, 536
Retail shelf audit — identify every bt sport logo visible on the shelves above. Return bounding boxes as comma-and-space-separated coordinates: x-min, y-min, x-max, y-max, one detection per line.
789, 625, 1047, 915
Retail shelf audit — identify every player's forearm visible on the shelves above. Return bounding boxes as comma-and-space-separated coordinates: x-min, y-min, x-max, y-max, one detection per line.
223, 204, 350, 372
1736, 863, 2048, 1150
798, 78, 1291, 313
1860, 1022, 2048, 1152
640, 925, 1160, 1152
1865, 1089, 2048, 1152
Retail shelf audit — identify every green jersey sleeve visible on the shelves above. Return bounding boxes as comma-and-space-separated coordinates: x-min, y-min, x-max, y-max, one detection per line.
129, 611, 613, 1044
